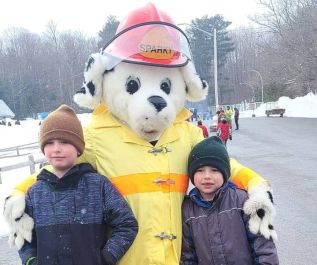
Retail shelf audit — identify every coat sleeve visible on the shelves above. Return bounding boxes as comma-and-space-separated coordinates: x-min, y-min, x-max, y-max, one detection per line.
18, 192, 37, 265
229, 158, 269, 191
101, 177, 138, 265
12, 175, 37, 196
180, 200, 198, 265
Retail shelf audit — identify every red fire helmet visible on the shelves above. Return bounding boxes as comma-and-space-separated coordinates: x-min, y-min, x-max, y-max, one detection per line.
102, 3, 192, 69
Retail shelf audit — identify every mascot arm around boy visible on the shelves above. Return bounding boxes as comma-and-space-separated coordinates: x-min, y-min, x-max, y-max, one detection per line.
4, 3, 277, 265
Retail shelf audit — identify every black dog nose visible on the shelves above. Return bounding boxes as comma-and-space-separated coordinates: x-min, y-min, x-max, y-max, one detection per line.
148, 96, 167, 112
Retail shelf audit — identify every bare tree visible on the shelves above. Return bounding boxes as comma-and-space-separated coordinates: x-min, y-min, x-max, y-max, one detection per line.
247, 0, 317, 97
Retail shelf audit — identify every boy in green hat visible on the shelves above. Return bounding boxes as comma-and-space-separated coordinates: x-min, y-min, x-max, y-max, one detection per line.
181, 136, 278, 265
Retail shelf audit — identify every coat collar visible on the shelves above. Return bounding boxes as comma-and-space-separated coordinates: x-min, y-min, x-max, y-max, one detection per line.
38, 163, 95, 190
189, 182, 236, 209
89, 104, 193, 147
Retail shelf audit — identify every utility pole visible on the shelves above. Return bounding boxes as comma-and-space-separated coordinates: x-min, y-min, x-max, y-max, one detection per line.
213, 28, 218, 109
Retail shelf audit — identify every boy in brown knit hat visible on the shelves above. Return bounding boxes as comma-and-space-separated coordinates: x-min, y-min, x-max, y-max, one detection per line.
18, 104, 138, 265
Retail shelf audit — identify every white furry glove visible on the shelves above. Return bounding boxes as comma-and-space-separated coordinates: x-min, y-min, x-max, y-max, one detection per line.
243, 185, 278, 242
3, 195, 34, 249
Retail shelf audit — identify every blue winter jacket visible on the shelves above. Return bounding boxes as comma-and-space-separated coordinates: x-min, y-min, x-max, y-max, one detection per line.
19, 163, 138, 265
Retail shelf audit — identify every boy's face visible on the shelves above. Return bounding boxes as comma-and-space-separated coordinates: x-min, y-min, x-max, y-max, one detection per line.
193, 165, 224, 201
43, 139, 78, 178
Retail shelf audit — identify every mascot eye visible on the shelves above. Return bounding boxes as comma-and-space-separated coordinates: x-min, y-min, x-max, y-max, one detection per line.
126, 76, 140, 94
160, 78, 171, 95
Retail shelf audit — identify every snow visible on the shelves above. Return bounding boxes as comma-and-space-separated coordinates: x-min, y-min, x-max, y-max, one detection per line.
240, 92, 317, 118
0, 93, 317, 237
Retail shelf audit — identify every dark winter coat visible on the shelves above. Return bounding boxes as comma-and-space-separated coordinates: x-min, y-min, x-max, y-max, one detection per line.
19, 163, 138, 265
181, 183, 279, 265
234, 109, 239, 118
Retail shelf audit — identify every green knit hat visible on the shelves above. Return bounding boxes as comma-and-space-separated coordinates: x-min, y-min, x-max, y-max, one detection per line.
188, 136, 230, 184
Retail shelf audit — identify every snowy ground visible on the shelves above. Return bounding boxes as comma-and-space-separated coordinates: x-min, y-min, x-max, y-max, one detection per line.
240, 92, 317, 118
0, 92, 317, 237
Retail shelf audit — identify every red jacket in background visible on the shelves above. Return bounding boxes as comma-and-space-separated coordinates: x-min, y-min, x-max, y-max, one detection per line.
198, 124, 209, 138
217, 121, 230, 142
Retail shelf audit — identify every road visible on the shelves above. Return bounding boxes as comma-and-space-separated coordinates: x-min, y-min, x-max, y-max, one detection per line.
0, 237, 19, 265
1, 117, 316, 264
226, 117, 317, 265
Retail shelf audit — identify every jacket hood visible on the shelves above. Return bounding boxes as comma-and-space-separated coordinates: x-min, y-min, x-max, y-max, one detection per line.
38, 163, 96, 190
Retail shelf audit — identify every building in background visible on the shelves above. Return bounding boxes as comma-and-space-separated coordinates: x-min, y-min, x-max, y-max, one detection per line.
0, 99, 15, 121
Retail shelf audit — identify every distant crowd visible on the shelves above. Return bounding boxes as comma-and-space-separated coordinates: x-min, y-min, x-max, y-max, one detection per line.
195, 106, 240, 146
0, 119, 21, 126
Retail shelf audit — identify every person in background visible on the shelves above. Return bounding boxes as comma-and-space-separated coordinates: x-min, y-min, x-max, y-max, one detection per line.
217, 118, 231, 146
225, 106, 233, 128
216, 108, 226, 124
181, 136, 279, 265
18, 104, 138, 265
197, 120, 209, 138
192, 108, 198, 121
234, 107, 240, 130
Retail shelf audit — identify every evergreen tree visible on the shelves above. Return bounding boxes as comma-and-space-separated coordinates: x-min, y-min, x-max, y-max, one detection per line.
186, 15, 234, 106
98, 15, 120, 49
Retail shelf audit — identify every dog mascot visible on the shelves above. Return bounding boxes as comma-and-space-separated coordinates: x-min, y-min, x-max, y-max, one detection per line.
4, 3, 277, 265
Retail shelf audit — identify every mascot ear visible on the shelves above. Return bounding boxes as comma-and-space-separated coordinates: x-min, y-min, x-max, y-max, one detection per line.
181, 61, 208, 102
74, 53, 109, 109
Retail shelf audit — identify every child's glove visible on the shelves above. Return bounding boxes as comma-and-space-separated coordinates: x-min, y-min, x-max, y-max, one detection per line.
25, 257, 37, 265
243, 185, 277, 242
3, 195, 34, 249
229, 134, 232, 140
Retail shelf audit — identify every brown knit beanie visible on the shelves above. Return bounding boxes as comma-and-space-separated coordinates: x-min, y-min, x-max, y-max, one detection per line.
39, 104, 85, 155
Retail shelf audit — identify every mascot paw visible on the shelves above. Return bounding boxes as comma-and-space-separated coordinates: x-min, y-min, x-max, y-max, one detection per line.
243, 185, 277, 242
3, 195, 34, 249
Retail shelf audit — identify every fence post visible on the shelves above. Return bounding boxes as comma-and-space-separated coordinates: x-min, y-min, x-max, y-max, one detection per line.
28, 155, 35, 174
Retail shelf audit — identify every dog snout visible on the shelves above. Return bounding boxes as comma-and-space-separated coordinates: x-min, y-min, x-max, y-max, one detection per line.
148, 96, 167, 112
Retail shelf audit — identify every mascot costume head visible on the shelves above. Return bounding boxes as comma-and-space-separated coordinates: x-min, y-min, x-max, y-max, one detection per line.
74, 2, 208, 140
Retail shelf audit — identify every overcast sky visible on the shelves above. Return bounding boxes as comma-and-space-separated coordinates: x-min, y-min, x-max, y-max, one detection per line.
1, 0, 259, 37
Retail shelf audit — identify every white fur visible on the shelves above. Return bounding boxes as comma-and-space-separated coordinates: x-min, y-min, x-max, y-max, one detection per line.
181, 61, 208, 101
3, 195, 25, 222
74, 53, 109, 109
103, 63, 188, 141
243, 185, 277, 242
3, 195, 34, 249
